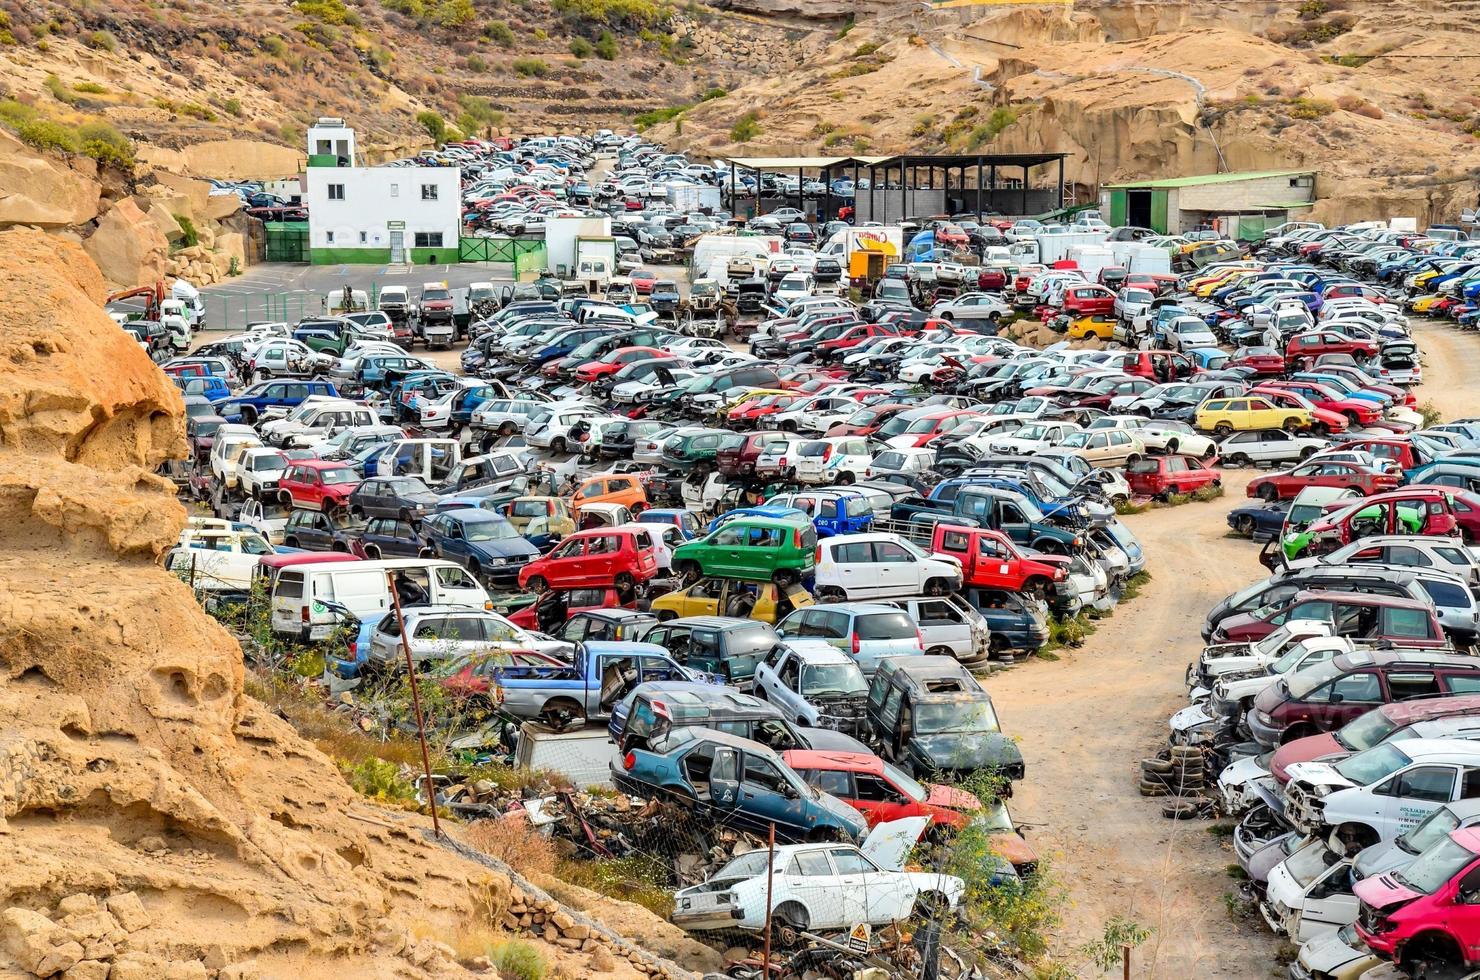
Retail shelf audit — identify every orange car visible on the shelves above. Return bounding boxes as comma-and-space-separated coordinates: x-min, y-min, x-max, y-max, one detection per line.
571, 472, 648, 520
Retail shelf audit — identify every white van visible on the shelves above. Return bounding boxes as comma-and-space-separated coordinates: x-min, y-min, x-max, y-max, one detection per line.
270, 557, 491, 640
166, 527, 274, 592
886, 594, 992, 665
813, 533, 962, 600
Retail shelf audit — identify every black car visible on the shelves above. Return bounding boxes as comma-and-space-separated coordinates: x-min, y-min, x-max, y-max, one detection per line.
348, 476, 440, 522
357, 516, 423, 559
595, 419, 668, 458
1226, 500, 1291, 542
282, 509, 368, 552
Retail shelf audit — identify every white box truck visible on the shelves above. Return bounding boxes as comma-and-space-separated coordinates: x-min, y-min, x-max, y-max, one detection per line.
668, 183, 722, 212
1035, 230, 1110, 265
544, 215, 613, 275
689, 233, 781, 283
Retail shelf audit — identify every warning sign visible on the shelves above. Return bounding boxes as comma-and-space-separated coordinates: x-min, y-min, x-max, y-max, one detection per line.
847, 922, 871, 953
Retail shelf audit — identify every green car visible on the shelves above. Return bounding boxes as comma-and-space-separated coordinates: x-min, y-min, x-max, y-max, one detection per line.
1283, 501, 1423, 560
671, 514, 817, 585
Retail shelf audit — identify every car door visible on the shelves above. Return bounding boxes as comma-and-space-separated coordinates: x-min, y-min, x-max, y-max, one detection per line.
433, 564, 484, 607
831, 539, 876, 598
738, 750, 806, 838
873, 539, 919, 595
782, 850, 841, 928
1297, 861, 1358, 942
1377, 765, 1459, 836
707, 524, 747, 578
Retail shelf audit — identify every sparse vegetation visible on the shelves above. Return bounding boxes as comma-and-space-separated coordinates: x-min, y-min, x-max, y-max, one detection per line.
482, 19, 515, 45
1286, 95, 1336, 119
486, 940, 546, 980
729, 109, 761, 142
175, 214, 199, 248
417, 109, 449, 142
223, 98, 243, 116
569, 36, 593, 57
1079, 917, 1152, 974
594, 29, 618, 60
634, 103, 688, 128
465, 53, 488, 71
550, 0, 668, 29
44, 75, 78, 106
457, 94, 504, 135
852, 40, 881, 58
1419, 400, 1443, 429
85, 29, 117, 52
966, 105, 1021, 148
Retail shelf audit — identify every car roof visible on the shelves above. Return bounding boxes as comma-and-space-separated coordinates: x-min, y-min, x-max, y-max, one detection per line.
667, 615, 766, 630
401, 604, 503, 618
808, 602, 909, 615
780, 749, 882, 774
1381, 738, 1480, 762
1380, 694, 1480, 725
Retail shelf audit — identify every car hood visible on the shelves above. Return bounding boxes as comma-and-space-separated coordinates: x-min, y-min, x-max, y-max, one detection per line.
1270, 732, 1343, 783
472, 538, 542, 560
1353, 872, 1423, 912
817, 789, 870, 838
1283, 759, 1355, 795
911, 731, 1022, 769
925, 782, 981, 811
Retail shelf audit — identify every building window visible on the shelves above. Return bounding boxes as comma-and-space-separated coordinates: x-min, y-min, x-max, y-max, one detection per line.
328, 184, 345, 201
326, 231, 335, 243
390, 183, 399, 198
413, 232, 444, 248
421, 184, 438, 201
359, 231, 367, 243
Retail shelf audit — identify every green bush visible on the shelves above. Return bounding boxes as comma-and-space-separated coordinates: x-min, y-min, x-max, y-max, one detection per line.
341, 757, 416, 802
729, 109, 761, 142
17, 119, 79, 154
85, 30, 117, 51
483, 19, 514, 45
74, 81, 108, 94
416, 109, 448, 142
852, 40, 880, 58
465, 53, 488, 71
0, 100, 37, 129
701, 86, 726, 101
594, 29, 618, 59
224, 97, 243, 116
488, 940, 546, 980
44, 75, 78, 106
634, 104, 688, 128
294, 0, 353, 22
965, 105, 1019, 148
175, 214, 199, 247
430, 0, 476, 27
551, 0, 666, 28
513, 57, 550, 77
457, 94, 503, 135
262, 35, 289, 57
383, 0, 425, 14
77, 121, 134, 168
569, 37, 593, 57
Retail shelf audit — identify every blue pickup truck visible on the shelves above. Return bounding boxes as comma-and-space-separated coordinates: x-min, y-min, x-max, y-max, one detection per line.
489, 641, 720, 728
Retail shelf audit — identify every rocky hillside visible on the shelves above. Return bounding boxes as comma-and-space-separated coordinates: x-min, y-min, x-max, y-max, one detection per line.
655, 0, 1480, 226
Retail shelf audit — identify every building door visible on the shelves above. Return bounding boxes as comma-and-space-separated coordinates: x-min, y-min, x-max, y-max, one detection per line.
1127, 190, 1152, 228
389, 231, 404, 263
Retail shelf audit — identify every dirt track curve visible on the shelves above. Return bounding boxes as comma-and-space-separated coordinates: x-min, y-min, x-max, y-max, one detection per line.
992, 319, 1480, 976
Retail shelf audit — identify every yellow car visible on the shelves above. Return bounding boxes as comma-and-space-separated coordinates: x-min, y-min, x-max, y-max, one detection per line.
1195, 395, 1312, 436
650, 577, 813, 624
1189, 264, 1260, 297
1410, 293, 1446, 313
1068, 314, 1118, 341
718, 388, 789, 419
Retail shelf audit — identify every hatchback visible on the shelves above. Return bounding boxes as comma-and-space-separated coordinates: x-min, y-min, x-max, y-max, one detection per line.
775, 603, 925, 676
517, 527, 659, 593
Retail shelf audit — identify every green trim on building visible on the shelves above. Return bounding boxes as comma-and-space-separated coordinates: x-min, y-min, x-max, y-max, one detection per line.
309, 246, 456, 265
1102, 169, 1312, 190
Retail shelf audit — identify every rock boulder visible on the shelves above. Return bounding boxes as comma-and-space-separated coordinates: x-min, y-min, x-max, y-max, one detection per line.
83, 200, 170, 288
0, 129, 102, 229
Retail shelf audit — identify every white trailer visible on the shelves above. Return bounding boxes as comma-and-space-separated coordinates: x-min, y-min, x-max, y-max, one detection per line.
1034, 230, 1109, 265
544, 215, 612, 275
689, 233, 782, 283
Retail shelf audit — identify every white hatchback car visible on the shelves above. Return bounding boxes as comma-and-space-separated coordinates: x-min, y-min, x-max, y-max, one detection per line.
793, 437, 872, 485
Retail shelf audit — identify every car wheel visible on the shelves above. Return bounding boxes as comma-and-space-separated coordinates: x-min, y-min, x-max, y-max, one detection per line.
1235, 515, 1256, 535
770, 903, 809, 948
677, 560, 702, 585
364, 545, 381, 560
1258, 483, 1280, 502
1214, 423, 1233, 438
499, 421, 515, 436
837, 471, 855, 486
350, 506, 365, 520
924, 577, 952, 597
284, 537, 299, 549
614, 572, 636, 592
468, 559, 482, 579
526, 575, 549, 594
242, 406, 258, 425
278, 490, 294, 508
925, 646, 953, 659
1228, 452, 1252, 467
1298, 445, 1318, 460
1282, 417, 1302, 432
418, 547, 436, 559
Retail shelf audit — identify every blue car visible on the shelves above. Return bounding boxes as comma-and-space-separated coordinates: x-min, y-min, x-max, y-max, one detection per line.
637, 508, 705, 539
216, 379, 338, 424
1226, 500, 1291, 542
612, 726, 868, 844
419, 510, 540, 586
964, 589, 1049, 655
1185, 347, 1230, 371
177, 375, 232, 402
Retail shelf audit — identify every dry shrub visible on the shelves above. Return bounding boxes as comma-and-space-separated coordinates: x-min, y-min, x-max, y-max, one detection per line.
464, 817, 560, 876
1353, 102, 1383, 119
1336, 94, 1362, 111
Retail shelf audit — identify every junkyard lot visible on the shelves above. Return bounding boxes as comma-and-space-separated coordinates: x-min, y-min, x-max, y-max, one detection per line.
994, 320, 1466, 977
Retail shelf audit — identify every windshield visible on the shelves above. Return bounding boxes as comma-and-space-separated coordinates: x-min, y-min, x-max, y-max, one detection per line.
463, 518, 518, 541
876, 414, 916, 438
1334, 707, 1399, 752
883, 762, 927, 802
1060, 432, 1091, 448
914, 700, 1000, 735
1332, 743, 1411, 785
320, 467, 359, 485
1285, 837, 1341, 888
1395, 836, 1479, 895
800, 663, 867, 697
249, 454, 286, 471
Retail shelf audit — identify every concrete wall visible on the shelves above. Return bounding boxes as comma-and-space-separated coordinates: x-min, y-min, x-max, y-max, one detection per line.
1176, 174, 1314, 212
305, 165, 460, 264
854, 189, 948, 224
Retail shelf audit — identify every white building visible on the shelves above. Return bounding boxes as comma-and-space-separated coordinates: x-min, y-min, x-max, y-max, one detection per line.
303, 122, 460, 265
307, 118, 357, 165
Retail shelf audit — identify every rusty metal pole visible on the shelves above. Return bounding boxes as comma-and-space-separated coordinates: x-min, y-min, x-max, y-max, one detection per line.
385, 571, 442, 838
1122, 942, 1131, 980
761, 821, 776, 974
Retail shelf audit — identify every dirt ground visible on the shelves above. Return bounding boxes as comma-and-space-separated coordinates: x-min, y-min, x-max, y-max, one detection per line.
991, 318, 1478, 977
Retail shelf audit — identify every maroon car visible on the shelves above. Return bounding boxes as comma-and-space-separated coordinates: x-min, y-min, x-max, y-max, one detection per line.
1249, 649, 1480, 748
717, 430, 791, 478
1214, 590, 1448, 646
824, 402, 916, 438
1268, 693, 1480, 783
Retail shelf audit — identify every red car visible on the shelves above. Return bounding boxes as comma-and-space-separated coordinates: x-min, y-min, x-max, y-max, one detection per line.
1269, 694, 1480, 784
517, 527, 658, 592
977, 267, 1008, 291
1126, 454, 1222, 499
573, 347, 670, 384
1060, 283, 1116, 318
1355, 826, 1480, 973
825, 403, 916, 438
1228, 346, 1286, 377
1109, 350, 1199, 382
1246, 460, 1399, 501
277, 459, 361, 512
439, 649, 565, 701
929, 525, 1069, 598
883, 408, 980, 448
629, 269, 658, 293
727, 394, 800, 428
815, 323, 900, 358
507, 587, 636, 631
933, 223, 969, 248
1257, 380, 1382, 426
1124, 272, 1179, 295
1284, 330, 1378, 367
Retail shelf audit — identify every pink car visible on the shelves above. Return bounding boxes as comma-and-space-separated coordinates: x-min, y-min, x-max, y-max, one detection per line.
1355, 826, 1480, 974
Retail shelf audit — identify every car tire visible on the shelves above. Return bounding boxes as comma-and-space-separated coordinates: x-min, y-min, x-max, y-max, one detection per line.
242, 406, 258, 425
419, 548, 436, 559
656, 610, 677, 623
837, 471, 855, 486
551, 436, 568, 454
1236, 515, 1256, 535
614, 572, 636, 592
350, 506, 365, 520
925, 646, 953, 659
284, 537, 299, 549
468, 559, 482, 580
1283, 417, 1302, 432
1214, 423, 1233, 438
1137, 780, 1170, 797
677, 560, 702, 585
1258, 483, 1280, 503
278, 490, 294, 508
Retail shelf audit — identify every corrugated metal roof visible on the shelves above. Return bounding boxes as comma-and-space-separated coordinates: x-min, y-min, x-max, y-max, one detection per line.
1251, 201, 1318, 209
1102, 170, 1315, 189
722, 156, 857, 169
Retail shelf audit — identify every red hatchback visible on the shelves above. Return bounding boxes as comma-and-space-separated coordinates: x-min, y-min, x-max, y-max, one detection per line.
507, 587, 637, 631
1246, 460, 1401, 501
278, 459, 361, 512
1126, 454, 1222, 499
517, 527, 659, 593
1285, 330, 1379, 367
574, 347, 670, 384
1258, 380, 1382, 427
630, 269, 658, 294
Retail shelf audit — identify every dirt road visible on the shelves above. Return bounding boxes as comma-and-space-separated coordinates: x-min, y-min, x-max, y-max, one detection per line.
993, 319, 1480, 976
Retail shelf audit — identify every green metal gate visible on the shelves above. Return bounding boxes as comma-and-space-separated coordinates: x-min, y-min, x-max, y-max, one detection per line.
264, 221, 309, 263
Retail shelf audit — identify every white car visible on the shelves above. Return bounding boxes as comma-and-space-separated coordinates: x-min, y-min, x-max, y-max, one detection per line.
525, 404, 612, 452
1217, 429, 1328, 467
988, 421, 1082, 455
672, 816, 964, 936
366, 605, 571, 672
209, 424, 262, 488
774, 273, 813, 305
1283, 534, 1480, 585
165, 527, 274, 592
237, 496, 292, 545
931, 293, 1011, 321
813, 532, 962, 600
793, 437, 873, 485
236, 447, 292, 498
772, 395, 861, 436
1160, 316, 1219, 352
262, 400, 378, 448
1260, 838, 1357, 943
1131, 420, 1216, 458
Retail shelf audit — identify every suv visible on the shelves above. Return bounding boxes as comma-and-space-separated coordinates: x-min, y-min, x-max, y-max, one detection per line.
637, 616, 780, 687
865, 656, 1024, 783
751, 639, 870, 738
1214, 589, 1450, 647
1249, 649, 1480, 748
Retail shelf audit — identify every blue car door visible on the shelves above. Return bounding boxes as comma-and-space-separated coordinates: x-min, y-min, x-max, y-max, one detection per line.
737, 749, 810, 839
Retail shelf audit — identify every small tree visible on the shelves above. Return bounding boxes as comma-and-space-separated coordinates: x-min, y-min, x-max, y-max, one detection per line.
416, 109, 448, 142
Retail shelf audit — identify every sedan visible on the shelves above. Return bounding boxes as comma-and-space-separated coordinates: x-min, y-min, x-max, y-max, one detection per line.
1246, 461, 1401, 501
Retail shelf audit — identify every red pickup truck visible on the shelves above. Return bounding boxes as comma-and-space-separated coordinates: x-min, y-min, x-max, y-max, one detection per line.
929, 525, 1071, 601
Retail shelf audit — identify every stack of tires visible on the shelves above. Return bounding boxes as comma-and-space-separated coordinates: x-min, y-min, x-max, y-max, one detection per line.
1138, 746, 1212, 819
